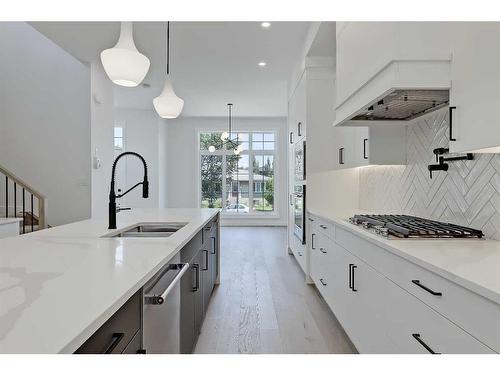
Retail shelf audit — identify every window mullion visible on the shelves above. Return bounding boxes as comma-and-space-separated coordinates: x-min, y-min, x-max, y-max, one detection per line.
249, 150, 254, 213
222, 154, 227, 211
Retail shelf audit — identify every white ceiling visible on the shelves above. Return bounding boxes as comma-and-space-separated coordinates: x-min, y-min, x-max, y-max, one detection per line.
31, 22, 311, 117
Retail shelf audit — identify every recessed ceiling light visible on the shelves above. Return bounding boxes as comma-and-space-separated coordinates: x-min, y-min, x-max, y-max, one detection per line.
258, 61, 267, 67
261, 22, 271, 28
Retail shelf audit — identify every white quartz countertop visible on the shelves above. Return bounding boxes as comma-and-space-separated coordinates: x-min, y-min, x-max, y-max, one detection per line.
308, 208, 500, 305
0, 208, 220, 353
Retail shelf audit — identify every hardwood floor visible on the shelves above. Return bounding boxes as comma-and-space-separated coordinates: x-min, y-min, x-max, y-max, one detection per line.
194, 226, 357, 354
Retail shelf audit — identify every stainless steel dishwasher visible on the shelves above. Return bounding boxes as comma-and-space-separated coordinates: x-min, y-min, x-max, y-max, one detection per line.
143, 253, 189, 353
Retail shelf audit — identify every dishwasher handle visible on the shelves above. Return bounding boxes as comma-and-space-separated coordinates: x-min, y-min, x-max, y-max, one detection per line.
144, 263, 190, 305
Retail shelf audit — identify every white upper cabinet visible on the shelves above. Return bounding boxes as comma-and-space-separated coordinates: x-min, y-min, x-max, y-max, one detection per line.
335, 22, 454, 127
289, 71, 307, 145
449, 23, 500, 153
334, 124, 406, 170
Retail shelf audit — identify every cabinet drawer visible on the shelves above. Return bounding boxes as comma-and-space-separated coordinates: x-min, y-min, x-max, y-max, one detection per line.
336, 226, 500, 352
181, 230, 203, 263
378, 269, 494, 354
310, 233, 331, 285
291, 235, 307, 273
121, 329, 142, 354
75, 290, 141, 354
308, 214, 335, 240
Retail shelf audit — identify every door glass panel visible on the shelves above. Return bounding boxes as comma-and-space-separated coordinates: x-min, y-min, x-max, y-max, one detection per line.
252, 154, 274, 212
201, 155, 223, 208
225, 154, 249, 213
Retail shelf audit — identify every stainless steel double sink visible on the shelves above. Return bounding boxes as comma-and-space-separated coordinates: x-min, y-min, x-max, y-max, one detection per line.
104, 222, 187, 238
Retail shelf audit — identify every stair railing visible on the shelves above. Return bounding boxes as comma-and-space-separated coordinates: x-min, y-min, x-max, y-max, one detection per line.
0, 164, 46, 233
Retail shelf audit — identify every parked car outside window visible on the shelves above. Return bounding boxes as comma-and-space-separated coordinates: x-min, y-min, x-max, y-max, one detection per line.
225, 203, 249, 213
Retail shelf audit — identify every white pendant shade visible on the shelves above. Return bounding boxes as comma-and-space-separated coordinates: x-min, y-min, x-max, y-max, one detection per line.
101, 22, 150, 87
153, 75, 184, 118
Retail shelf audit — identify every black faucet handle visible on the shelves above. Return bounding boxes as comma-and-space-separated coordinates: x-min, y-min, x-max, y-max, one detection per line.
142, 179, 149, 198
433, 147, 449, 162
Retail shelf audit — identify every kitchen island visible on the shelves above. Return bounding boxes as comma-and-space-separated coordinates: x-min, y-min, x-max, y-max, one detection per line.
0, 208, 220, 354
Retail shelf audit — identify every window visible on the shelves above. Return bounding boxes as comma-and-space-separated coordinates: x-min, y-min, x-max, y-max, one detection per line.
114, 126, 124, 151
199, 131, 277, 215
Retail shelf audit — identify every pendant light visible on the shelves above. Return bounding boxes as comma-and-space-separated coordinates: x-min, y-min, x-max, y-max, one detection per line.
154, 22, 184, 119
100, 22, 150, 87
209, 104, 244, 155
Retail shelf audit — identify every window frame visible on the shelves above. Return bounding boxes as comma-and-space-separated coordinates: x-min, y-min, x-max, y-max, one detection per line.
196, 129, 279, 218
114, 123, 126, 153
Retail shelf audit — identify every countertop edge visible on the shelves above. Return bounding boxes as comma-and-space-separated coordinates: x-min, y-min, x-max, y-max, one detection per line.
307, 209, 500, 306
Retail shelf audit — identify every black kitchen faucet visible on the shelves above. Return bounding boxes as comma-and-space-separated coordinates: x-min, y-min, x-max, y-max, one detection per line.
109, 152, 149, 229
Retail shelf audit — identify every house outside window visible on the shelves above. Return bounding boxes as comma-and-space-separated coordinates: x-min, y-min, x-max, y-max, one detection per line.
199, 131, 277, 215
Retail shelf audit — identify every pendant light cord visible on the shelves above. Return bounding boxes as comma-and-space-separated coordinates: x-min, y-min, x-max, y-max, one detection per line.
166, 21, 170, 75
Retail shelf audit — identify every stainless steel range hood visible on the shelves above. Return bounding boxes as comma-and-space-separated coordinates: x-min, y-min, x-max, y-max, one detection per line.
351, 89, 449, 121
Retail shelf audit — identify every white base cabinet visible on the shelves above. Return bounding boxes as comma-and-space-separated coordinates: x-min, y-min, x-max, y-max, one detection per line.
308, 212, 498, 354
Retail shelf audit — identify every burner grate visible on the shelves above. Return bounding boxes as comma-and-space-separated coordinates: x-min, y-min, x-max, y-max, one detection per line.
351, 214, 484, 239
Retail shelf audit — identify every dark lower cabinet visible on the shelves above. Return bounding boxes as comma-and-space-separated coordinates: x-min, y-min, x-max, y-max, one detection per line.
75, 290, 141, 354
121, 330, 142, 354
180, 255, 196, 354
193, 250, 204, 336
180, 215, 219, 353
76, 214, 220, 355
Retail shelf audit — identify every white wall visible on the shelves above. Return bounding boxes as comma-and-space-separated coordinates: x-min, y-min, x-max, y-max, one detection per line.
158, 119, 168, 208
114, 108, 160, 209
90, 62, 115, 218
163, 116, 288, 226
307, 169, 359, 215
0, 22, 91, 226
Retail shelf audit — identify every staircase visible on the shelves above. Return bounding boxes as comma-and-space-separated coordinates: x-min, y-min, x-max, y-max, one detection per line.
0, 164, 47, 234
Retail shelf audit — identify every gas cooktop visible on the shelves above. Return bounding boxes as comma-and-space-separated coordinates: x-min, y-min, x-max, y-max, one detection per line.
348, 214, 484, 239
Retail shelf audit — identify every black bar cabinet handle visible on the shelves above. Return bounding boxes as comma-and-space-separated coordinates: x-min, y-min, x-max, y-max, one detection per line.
203, 250, 209, 270
348, 264, 353, 289
412, 333, 440, 354
350, 264, 357, 292
211, 236, 216, 254
363, 138, 368, 159
289, 131, 294, 144
449, 106, 456, 141
320, 248, 327, 254
192, 264, 200, 291
298, 122, 302, 136
339, 148, 344, 165
103, 332, 125, 354
319, 278, 327, 286
411, 280, 442, 296
311, 233, 316, 249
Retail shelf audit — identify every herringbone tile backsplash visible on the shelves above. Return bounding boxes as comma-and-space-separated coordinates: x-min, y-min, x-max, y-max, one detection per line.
359, 107, 500, 240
